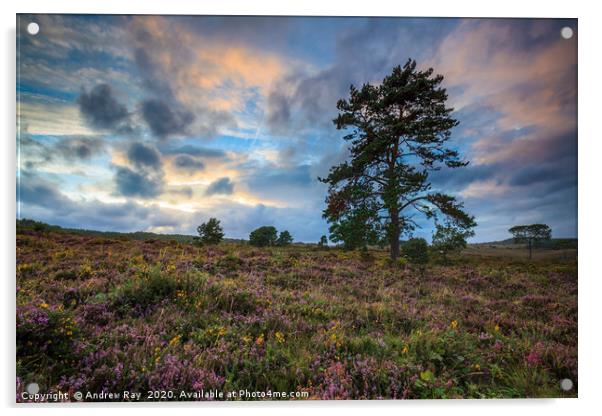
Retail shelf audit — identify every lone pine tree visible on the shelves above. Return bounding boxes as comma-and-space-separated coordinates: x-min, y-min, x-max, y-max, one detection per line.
320, 59, 475, 260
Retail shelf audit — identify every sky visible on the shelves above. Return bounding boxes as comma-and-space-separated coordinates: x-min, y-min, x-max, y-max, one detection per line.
16, 15, 577, 242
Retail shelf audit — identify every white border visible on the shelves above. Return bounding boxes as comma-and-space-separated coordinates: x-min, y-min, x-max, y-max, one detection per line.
2, 1, 600, 415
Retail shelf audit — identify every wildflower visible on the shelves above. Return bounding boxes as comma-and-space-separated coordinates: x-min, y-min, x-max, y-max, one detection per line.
450, 320, 458, 329
275, 331, 285, 344
39, 302, 49, 309
402, 345, 409, 354
473, 363, 480, 371
494, 324, 500, 332
169, 335, 181, 346
255, 334, 264, 345
218, 327, 226, 336
242, 335, 251, 343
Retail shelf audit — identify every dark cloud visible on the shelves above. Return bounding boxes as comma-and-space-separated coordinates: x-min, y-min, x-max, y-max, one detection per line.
127, 142, 162, 170
77, 84, 132, 133
247, 164, 313, 190
160, 144, 226, 158
205, 177, 234, 195
19, 176, 75, 211
509, 165, 559, 187
114, 166, 164, 198
54, 136, 105, 160
173, 155, 205, 173
141, 99, 194, 139
265, 18, 459, 134
266, 90, 291, 134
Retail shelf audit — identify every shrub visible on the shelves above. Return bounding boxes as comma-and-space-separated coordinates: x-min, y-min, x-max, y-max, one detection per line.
112, 267, 179, 312
318, 235, 328, 247
276, 230, 293, 246
17, 304, 78, 372
195, 218, 224, 245
401, 238, 429, 266
249, 226, 278, 247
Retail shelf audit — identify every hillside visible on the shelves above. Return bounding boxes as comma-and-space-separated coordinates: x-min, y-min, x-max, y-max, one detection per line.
16, 227, 577, 400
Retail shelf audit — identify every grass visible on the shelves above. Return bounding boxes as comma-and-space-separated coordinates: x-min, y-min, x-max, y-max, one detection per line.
16, 228, 577, 401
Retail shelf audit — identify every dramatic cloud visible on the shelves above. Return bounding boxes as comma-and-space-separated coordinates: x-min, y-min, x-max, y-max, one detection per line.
141, 99, 194, 139
77, 84, 132, 133
55, 136, 105, 160
16, 15, 578, 242
114, 166, 164, 199
127, 142, 162, 170
205, 177, 234, 196
160, 145, 226, 158
173, 155, 205, 174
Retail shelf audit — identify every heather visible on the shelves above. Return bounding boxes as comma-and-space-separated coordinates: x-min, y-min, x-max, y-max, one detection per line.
16, 228, 577, 400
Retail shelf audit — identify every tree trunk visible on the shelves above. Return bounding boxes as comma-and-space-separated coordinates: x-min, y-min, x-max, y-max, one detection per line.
389, 206, 400, 261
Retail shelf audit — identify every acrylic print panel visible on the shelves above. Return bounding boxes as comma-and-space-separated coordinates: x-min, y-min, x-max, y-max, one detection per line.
16, 14, 577, 402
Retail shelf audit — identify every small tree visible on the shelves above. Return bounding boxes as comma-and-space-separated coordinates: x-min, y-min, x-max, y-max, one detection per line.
508, 224, 552, 259
195, 217, 224, 245
249, 226, 278, 247
318, 235, 328, 247
431, 223, 474, 263
276, 230, 293, 246
402, 238, 429, 270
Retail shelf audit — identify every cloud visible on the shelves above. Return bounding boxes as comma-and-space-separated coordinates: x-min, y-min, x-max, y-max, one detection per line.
140, 99, 194, 139
54, 136, 105, 160
160, 144, 226, 158
127, 142, 162, 170
173, 155, 205, 174
114, 166, 164, 198
77, 84, 132, 133
205, 177, 234, 195
18, 174, 75, 212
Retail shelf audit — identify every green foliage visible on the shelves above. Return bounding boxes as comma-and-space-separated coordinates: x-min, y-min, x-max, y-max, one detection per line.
432, 223, 474, 262
318, 235, 328, 247
195, 217, 225, 245
509, 224, 552, 259
249, 226, 278, 247
328, 203, 382, 250
276, 230, 293, 246
319, 59, 475, 260
402, 238, 429, 266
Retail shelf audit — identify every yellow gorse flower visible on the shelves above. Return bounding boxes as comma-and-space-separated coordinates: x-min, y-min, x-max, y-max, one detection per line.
494, 324, 500, 332
169, 335, 181, 346
450, 320, 458, 329
255, 334, 264, 345
402, 345, 409, 354
275, 331, 285, 344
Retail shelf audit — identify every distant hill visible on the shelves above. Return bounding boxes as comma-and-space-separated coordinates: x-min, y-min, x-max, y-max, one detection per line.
16, 218, 245, 244
471, 237, 577, 250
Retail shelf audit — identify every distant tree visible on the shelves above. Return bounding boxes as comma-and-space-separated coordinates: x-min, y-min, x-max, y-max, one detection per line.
320, 59, 475, 261
508, 224, 552, 259
328, 201, 382, 250
194, 217, 224, 245
276, 230, 293, 246
402, 238, 429, 269
318, 235, 328, 247
431, 222, 474, 263
249, 226, 278, 247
